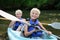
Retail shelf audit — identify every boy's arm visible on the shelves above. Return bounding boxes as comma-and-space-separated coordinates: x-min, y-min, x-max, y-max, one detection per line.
24, 25, 35, 36
38, 22, 48, 31
38, 22, 52, 34
16, 26, 21, 31
9, 21, 15, 28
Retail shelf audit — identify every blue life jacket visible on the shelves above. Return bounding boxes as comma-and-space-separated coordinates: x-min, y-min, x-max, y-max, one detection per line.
28, 19, 42, 37
13, 18, 23, 30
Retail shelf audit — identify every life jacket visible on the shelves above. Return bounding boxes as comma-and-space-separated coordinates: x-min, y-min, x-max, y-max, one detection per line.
28, 19, 42, 37
13, 18, 24, 30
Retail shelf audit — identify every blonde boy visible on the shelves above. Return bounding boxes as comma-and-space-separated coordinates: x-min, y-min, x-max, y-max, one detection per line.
24, 8, 52, 38
9, 9, 25, 31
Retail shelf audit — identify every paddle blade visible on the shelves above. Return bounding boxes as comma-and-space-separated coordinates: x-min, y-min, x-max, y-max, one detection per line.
0, 10, 20, 21
48, 22, 60, 29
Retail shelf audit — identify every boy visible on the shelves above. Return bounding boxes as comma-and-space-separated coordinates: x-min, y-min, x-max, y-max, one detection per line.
24, 8, 52, 38
9, 9, 25, 31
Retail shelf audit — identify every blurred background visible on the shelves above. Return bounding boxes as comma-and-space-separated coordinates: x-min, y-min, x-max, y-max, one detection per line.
0, 0, 60, 40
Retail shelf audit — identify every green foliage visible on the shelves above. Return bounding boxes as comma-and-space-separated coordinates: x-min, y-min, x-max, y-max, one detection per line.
0, 0, 48, 9
55, 2, 60, 9
22, 0, 47, 7
0, 0, 60, 9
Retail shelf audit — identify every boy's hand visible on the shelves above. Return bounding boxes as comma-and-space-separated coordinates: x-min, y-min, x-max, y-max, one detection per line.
46, 31, 52, 35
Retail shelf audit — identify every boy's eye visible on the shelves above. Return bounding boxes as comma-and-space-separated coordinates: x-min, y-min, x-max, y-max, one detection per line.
32, 13, 34, 14
35, 13, 37, 15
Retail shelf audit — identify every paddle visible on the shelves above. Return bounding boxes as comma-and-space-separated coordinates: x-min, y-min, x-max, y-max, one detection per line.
0, 10, 30, 26
42, 22, 60, 29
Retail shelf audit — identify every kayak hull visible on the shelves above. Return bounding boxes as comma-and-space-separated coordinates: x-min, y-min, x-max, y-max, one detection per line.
7, 28, 57, 40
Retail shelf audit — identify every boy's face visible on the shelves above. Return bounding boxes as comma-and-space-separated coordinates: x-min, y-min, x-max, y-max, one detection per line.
15, 12, 22, 18
30, 10, 39, 19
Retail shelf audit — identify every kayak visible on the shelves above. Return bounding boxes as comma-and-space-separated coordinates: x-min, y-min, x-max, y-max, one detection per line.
7, 28, 57, 40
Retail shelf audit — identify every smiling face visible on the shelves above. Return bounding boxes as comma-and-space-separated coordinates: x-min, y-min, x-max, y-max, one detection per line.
15, 10, 22, 18
30, 8, 40, 19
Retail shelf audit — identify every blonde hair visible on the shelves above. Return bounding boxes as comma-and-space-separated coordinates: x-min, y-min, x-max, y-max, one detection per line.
30, 8, 40, 14
15, 9, 22, 14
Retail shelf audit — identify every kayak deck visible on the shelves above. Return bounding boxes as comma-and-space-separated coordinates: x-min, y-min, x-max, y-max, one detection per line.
7, 28, 57, 40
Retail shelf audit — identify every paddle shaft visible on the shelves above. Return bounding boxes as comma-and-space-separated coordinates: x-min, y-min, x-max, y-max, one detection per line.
0, 17, 9, 20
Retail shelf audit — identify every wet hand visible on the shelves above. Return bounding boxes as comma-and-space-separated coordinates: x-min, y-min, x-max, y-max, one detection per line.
46, 31, 52, 35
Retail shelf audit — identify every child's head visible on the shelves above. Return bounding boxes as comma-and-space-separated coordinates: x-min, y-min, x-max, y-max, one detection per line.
30, 8, 40, 19
15, 9, 22, 18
